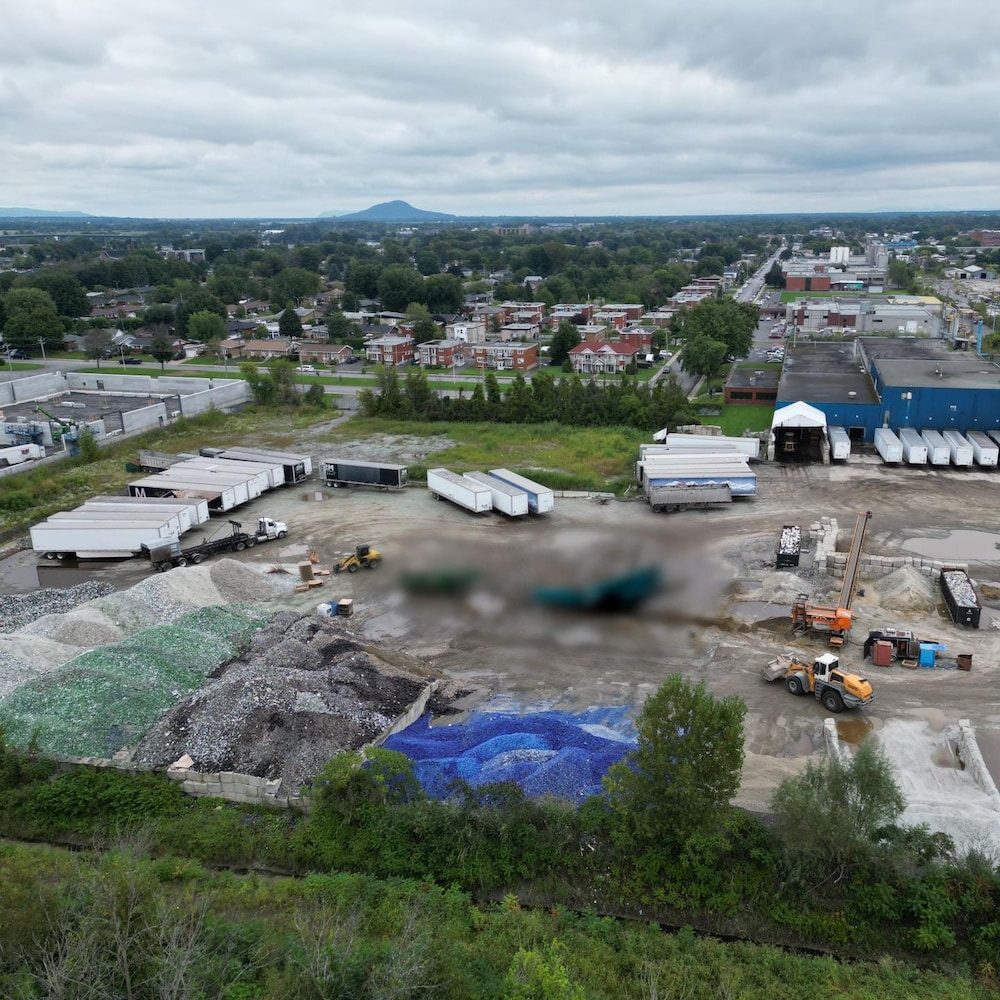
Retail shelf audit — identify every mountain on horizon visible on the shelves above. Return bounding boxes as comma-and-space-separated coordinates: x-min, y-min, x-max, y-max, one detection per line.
329, 200, 457, 223
0, 207, 92, 219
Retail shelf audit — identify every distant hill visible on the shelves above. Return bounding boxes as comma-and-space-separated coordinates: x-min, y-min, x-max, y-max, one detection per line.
0, 207, 91, 218
329, 200, 457, 223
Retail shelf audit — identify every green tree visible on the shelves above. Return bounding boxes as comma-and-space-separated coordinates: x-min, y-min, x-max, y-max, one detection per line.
150, 329, 175, 370
764, 261, 785, 288
681, 297, 758, 359
404, 302, 439, 345
549, 320, 581, 366
423, 272, 464, 313
186, 310, 226, 353
142, 303, 175, 332
270, 267, 321, 306
279, 303, 303, 339
174, 289, 225, 337
680, 335, 729, 382
414, 248, 441, 276
345, 259, 383, 299
504, 941, 585, 1000
82, 327, 114, 365
888, 259, 913, 291
21, 269, 90, 318
604, 675, 746, 846
2, 287, 63, 351
770, 738, 907, 881
377, 265, 425, 312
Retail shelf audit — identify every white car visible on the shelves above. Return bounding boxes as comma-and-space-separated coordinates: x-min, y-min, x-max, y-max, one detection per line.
295, 365, 317, 374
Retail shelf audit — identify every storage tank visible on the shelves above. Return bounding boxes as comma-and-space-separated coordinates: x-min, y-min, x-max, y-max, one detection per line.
941, 429, 974, 467
920, 429, 951, 466
897, 427, 928, 465
967, 430, 999, 467
874, 427, 903, 464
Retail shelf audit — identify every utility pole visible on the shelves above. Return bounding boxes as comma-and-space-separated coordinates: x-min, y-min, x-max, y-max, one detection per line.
37, 338, 47, 362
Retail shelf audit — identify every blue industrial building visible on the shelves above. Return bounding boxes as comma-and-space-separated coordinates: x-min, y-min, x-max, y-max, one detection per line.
773, 337, 1000, 459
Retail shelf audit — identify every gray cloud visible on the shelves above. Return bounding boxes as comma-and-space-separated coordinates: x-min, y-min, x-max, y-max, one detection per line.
4, 0, 1000, 217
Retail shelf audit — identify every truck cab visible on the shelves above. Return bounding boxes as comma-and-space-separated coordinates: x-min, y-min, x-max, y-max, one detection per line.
256, 517, 288, 540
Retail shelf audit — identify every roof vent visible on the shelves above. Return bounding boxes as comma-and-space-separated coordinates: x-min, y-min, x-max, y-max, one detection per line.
848, 391, 857, 398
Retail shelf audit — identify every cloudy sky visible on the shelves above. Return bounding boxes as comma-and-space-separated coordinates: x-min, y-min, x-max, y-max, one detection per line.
4, 0, 999, 219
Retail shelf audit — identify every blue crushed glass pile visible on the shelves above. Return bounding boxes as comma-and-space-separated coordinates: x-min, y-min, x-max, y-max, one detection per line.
383, 705, 637, 802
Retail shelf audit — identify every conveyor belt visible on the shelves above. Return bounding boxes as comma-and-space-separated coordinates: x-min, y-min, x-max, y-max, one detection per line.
838, 511, 872, 611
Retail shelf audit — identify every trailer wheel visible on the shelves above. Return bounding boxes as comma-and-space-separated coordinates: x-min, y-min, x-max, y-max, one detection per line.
277, 530, 287, 538
44, 552, 57, 560
348, 563, 359, 573
234, 541, 246, 551
821, 690, 845, 713
786, 676, 804, 696
245, 537, 258, 547
190, 553, 205, 564
432, 493, 440, 500
366, 557, 381, 569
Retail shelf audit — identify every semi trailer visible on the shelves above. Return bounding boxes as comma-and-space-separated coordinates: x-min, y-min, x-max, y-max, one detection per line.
646, 483, 732, 513
898, 427, 928, 465
941, 429, 974, 467
179, 456, 283, 491
30, 519, 179, 560
659, 433, 761, 461
487, 469, 555, 513
426, 468, 492, 514
967, 430, 999, 467
128, 474, 241, 513
920, 429, 951, 466
84, 495, 211, 526
208, 448, 313, 484
321, 459, 409, 490
463, 471, 529, 517
826, 426, 851, 461
874, 427, 903, 464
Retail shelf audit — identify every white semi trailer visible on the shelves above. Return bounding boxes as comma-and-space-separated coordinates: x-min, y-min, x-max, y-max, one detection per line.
426, 468, 492, 514
920, 429, 951, 466
463, 471, 529, 517
84, 495, 212, 526
941, 429, 974, 467
897, 427, 928, 465
967, 430, 999, 467
874, 427, 903, 464
30, 519, 179, 560
826, 426, 852, 461
488, 469, 556, 514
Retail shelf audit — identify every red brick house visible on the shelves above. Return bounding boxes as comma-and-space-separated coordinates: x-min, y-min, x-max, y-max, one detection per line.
418, 339, 465, 367
365, 335, 414, 365
470, 342, 538, 371
568, 341, 638, 374
618, 327, 654, 353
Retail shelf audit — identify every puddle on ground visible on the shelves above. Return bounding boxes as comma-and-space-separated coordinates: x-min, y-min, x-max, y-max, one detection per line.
731, 601, 792, 624
836, 717, 874, 746
902, 529, 1000, 562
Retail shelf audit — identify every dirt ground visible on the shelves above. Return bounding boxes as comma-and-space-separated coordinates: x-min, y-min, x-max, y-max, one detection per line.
5, 438, 1000, 813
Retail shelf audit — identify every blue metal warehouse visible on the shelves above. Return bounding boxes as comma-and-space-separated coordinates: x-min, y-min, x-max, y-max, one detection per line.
774, 338, 1000, 457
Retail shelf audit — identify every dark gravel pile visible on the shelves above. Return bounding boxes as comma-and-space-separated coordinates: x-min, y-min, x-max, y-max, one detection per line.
0, 582, 116, 633
133, 611, 443, 792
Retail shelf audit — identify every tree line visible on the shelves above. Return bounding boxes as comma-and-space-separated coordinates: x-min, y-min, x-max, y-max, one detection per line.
358, 367, 696, 431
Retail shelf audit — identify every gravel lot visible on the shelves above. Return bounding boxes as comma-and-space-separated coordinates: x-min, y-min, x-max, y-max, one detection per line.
3, 443, 1000, 835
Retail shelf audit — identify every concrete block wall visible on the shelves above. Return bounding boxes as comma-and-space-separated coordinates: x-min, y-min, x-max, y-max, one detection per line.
122, 402, 169, 434
954, 720, 1000, 811
68, 373, 155, 392
8, 372, 68, 401
178, 379, 251, 416
810, 515, 965, 582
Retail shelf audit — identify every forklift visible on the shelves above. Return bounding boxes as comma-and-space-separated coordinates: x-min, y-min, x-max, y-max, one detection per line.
333, 543, 382, 573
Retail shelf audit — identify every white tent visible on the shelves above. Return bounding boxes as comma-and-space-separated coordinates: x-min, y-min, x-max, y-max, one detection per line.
771, 401, 827, 430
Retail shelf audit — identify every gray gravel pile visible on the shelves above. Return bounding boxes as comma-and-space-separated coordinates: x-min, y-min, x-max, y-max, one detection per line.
133, 611, 440, 792
0, 581, 116, 633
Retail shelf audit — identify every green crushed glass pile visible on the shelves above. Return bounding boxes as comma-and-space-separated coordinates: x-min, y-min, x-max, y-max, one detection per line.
0, 604, 270, 757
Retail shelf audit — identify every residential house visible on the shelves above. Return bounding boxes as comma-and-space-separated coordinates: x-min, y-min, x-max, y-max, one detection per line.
298, 343, 355, 365
366, 336, 414, 366
576, 325, 609, 344
470, 342, 538, 371
592, 310, 627, 331
238, 338, 300, 361
446, 319, 487, 344
601, 303, 645, 322
498, 322, 540, 342
550, 303, 595, 326
568, 341, 638, 375
419, 339, 465, 368
619, 327, 654, 353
